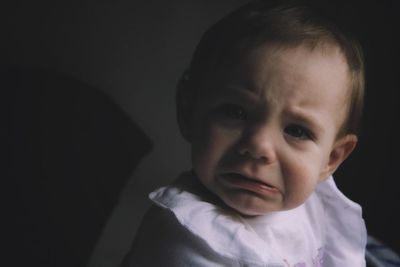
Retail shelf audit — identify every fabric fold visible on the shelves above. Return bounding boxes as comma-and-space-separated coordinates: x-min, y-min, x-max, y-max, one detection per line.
150, 172, 367, 266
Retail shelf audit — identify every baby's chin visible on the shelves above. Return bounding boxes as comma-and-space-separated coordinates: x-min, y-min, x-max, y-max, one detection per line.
219, 193, 288, 217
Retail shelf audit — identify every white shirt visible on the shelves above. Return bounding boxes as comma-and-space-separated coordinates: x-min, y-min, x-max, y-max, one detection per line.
124, 172, 367, 267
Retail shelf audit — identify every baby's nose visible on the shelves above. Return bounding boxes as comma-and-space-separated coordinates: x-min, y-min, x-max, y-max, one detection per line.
238, 125, 277, 164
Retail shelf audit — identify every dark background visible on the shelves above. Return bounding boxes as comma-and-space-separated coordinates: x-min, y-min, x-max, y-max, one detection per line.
3, 0, 399, 266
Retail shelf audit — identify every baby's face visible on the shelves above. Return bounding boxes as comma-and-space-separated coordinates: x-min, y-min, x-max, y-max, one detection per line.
189, 44, 353, 216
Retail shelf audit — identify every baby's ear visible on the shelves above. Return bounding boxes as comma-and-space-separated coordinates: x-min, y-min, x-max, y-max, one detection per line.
319, 134, 358, 181
176, 70, 195, 142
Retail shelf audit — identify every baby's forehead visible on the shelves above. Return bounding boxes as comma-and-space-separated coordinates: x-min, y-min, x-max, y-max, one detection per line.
204, 43, 351, 109
206, 41, 349, 86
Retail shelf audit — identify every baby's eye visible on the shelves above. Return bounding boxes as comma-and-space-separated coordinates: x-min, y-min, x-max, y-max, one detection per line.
284, 124, 312, 140
215, 103, 247, 121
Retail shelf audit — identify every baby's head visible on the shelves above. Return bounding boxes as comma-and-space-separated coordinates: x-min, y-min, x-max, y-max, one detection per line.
176, 0, 364, 216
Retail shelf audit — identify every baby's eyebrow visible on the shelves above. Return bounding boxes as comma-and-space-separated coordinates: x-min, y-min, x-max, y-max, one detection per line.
217, 84, 260, 102
283, 108, 324, 133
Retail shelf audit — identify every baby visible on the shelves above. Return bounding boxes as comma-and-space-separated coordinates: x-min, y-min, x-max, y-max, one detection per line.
122, 0, 367, 266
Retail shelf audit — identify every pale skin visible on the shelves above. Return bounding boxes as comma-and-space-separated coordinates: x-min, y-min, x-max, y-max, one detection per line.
178, 43, 357, 216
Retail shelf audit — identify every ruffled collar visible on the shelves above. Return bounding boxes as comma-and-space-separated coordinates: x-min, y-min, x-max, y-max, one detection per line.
149, 171, 367, 266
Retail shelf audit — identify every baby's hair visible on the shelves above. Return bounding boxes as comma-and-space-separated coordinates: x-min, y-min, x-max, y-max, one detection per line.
179, 0, 364, 136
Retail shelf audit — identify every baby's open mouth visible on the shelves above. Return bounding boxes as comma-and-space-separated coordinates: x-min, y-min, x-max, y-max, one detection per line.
219, 173, 279, 194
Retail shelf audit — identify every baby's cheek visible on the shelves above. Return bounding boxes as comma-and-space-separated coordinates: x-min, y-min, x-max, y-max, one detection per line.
206, 124, 242, 152
192, 127, 232, 175
282, 162, 319, 208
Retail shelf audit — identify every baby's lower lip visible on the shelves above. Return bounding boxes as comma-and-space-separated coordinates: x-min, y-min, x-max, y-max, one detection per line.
219, 173, 279, 195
